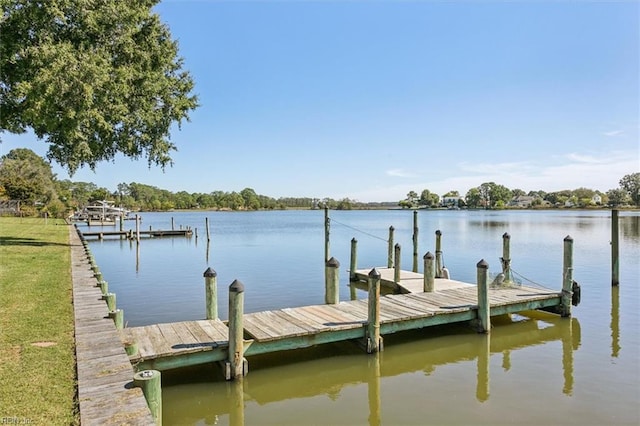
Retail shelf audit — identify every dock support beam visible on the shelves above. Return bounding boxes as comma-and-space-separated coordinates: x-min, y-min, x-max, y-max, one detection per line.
501, 232, 511, 282
366, 268, 383, 353
435, 230, 443, 278
204, 267, 218, 320
133, 370, 162, 425
325, 257, 340, 304
611, 209, 619, 286
412, 210, 419, 273
387, 226, 395, 268
561, 236, 573, 317
476, 259, 490, 333
226, 280, 248, 380
393, 244, 401, 283
423, 252, 435, 292
350, 238, 358, 282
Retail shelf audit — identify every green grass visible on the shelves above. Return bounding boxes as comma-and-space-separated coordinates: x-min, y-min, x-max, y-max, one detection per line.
0, 217, 78, 425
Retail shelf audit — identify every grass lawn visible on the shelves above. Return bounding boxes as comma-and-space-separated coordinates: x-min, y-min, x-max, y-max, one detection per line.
0, 217, 78, 425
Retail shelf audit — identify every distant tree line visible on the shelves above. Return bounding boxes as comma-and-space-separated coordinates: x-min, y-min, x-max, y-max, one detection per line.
399, 175, 640, 209
0, 149, 638, 217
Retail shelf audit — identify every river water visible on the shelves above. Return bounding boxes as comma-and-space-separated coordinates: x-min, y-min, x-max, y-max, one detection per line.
84, 209, 639, 425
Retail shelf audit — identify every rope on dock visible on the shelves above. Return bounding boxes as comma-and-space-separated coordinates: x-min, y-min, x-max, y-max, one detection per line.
510, 267, 555, 291
328, 218, 389, 243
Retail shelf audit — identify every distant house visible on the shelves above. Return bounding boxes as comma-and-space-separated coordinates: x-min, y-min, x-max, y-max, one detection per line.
509, 195, 535, 208
592, 194, 602, 205
441, 196, 463, 208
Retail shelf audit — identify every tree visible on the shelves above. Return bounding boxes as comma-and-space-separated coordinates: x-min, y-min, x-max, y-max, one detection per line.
477, 182, 511, 209
465, 187, 482, 208
0, 148, 57, 204
607, 188, 630, 206
1, 0, 198, 174
419, 189, 439, 207
619, 173, 640, 206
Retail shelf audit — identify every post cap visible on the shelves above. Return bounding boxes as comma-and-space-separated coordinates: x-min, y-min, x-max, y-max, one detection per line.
564, 235, 573, 242
203, 267, 217, 278
394, 243, 401, 249
389, 225, 394, 231
424, 251, 434, 260
503, 232, 510, 239
476, 259, 489, 269
436, 230, 442, 236
326, 257, 340, 268
368, 268, 381, 279
351, 237, 357, 243
229, 279, 245, 293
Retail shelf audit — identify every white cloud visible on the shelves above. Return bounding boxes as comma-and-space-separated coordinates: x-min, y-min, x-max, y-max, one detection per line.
385, 168, 418, 178
602, 130, 624, 137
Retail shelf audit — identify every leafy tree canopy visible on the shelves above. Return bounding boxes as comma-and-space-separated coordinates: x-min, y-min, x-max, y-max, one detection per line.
619, 172, 640, 206
1, 0, 198, 174
0, 147, 57, 203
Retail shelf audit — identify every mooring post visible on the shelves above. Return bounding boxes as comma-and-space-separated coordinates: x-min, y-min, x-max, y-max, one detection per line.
611, 209, 619, 286
412, 210, 419, 273
350, 238, 358, 282
476, 259, 490, 333
227, 280, 247, 380
171, 216, 175, 231
423, 252, 435, 292
325, 257, 340, 304
108, 309, 123, 329
366, 268, 383, 353
103, 292, 116, 311
324, 207, 330, 264
387, 226, 395, 268
393, 244, 401, 283
203, 267, 218, 320
119, 214, 124, 234
99, 280, 108, 295
501, 232, 511, 282
135, 214, 140, 244
133, 370, 162, 425
205, 217, 211, 242
561, 235, 574, 317
124, 341, 138, 356
435, 230, 443, 278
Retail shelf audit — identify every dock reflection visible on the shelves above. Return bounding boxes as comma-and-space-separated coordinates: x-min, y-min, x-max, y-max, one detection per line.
164, 313, 581, 425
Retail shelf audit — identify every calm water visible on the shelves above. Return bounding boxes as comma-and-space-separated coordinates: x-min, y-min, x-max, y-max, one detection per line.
84, 210, 640, 425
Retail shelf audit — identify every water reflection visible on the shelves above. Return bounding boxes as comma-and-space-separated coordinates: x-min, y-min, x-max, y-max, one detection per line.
611, 285, 620, 358
163, 313, 581, 425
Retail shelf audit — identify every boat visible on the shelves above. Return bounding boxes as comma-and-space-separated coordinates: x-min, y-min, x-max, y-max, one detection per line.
70, 200, 131, 222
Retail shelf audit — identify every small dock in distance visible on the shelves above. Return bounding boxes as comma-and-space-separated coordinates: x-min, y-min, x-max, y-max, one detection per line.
80, 229, 192, 239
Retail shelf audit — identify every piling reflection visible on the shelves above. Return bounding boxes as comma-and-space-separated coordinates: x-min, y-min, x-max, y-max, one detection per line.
163, 313, 581, 425
611, 285, 620, 358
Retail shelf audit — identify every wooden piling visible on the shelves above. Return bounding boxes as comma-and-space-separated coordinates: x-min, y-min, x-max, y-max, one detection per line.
108, 309, 124, 329
611, 209, 619, 286
393, 244, 401, 283
133, 370, 162, 425
103, 292, 116, 311
412, 210, 419, 273
423, 252, 435, 292
435, 230, 443, 278
119, 214, 124, 233
325, 257, 340, 305
366, 268, 383, 353
135, 214, 140, 244
561, 235, 573, 317
204, 267, 218, 320
324, 207, 330, 264
227, 280, 247, 380
125, 341, 138, 356
349, 238, 358, 282
476, 259, 490, 333
99, 280, 108, 295
171, 217, 175, 231
205, 217, 211, 242
387, 226, 395, 268
501, 232, 511, 282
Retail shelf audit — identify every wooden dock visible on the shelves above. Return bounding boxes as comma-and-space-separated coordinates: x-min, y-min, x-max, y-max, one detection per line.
354, 267, 473, 293
80, 229, 192, 239
121, 278, 563, 372
70, 226, 155, 425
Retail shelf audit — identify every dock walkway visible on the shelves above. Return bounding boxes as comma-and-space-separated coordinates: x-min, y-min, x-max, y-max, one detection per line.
354, 267, 473, 293
80, 229, 192, 239
70, 226, 155, 425
121, 279, 561, 372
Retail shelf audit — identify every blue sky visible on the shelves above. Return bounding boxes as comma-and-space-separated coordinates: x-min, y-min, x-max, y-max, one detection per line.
2, 0, 638, 202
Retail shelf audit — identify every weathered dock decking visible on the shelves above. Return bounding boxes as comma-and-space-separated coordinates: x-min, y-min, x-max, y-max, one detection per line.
80, 229, 192, 239
121, 278, 562, 372
354, 267, 473, 293
70, 226, 155, 425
